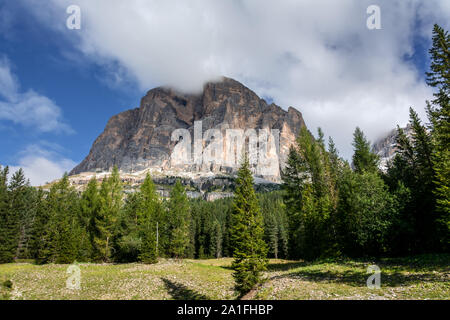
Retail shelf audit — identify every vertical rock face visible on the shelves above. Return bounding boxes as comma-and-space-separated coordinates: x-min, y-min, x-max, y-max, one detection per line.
70, 77, 306, 181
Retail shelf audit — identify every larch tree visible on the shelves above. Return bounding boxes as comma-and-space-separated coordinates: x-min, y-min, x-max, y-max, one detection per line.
95, 166, 123, 262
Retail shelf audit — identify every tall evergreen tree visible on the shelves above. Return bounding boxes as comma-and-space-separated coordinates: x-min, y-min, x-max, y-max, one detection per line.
0, 168, 31, 262
137, 173, 161, 263
282, 127, 337, 259
80, 177, 100, 260
115, 192, 142, 262
352, 127, 379, 174
426, 24, 450, 249
167, 180, 191, 259
0, 166, 13, 263
95, 166, 123, 262
230, 154, 267, 296
37, 174, 81, 264
9, 169, 35, 260
385, 108, 439, 253
29, 188, 47, 260
260, 192, 289, 259
281, 146, 304, 252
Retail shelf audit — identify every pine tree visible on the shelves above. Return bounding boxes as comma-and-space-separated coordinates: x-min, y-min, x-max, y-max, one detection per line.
230, 154, 267, 296
352, 127, 379, 174
167, 180, 191, 259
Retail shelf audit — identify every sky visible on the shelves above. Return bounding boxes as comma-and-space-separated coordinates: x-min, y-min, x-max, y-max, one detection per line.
0, 0, 449, 186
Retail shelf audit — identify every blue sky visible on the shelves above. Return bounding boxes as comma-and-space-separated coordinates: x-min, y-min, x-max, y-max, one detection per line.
1, 1, 144, 184
0, 0, 449, 185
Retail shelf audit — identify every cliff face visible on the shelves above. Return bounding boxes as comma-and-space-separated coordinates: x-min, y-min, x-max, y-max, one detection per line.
70, 77, 306, 181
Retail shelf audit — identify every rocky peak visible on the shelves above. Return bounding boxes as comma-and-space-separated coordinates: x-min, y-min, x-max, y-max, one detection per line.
70, 77, 306, 181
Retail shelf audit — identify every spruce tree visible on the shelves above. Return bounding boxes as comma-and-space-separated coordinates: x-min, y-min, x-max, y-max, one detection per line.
137, 173, 161, 264
9, 169, 35, 260
281, 145, 304, 256
230, 154, 267, 296
80, 177, 100, 260
352, 127, 379, 174
37, 174, 80, 264
328, 136, 340, 191
0, 166, 12, 263
282, 127, 337, 259
386, 108, 440, 253
426, 24, 449, 248
115, 192, 142, 262
29, 188, 47, 261
167, 180, 191, 259
259, 192, 288, 259
0, 168, 29, 262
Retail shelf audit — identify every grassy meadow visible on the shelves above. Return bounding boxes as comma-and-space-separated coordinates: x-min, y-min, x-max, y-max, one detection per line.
1, 254, 448, 300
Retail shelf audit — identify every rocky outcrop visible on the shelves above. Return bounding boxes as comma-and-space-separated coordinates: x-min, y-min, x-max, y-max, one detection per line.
67, 170, 280, 201
70, 77, 306, 181
372, 125, 413, 171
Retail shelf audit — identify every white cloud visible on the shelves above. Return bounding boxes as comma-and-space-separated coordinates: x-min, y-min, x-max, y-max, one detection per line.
22, 0, 450, 158
7, 144, 76, 186
0, 57, 73, 133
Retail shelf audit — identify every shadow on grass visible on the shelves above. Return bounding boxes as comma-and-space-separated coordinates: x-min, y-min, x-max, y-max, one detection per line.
263, 254, 449, 288
277, 264, 449, 288
162, 278, 210, 300
220, 261, 311, 272
376, 254, 450, 273
266, 261, 311, 272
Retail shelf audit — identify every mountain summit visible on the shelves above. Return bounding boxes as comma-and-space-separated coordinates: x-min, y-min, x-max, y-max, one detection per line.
70, 77, 306, 181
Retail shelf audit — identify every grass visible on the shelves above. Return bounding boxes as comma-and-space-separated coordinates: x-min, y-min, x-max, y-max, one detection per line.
0, 255, 448, 300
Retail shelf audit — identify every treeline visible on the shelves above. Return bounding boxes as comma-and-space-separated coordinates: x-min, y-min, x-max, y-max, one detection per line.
282, 24, 449, 260
0, 166, 288, 264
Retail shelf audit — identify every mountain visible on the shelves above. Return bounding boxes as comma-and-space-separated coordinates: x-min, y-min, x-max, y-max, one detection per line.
70, 77, 306, 184
372, 125, 413, 171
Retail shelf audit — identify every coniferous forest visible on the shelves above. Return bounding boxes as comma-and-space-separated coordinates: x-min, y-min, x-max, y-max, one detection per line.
0, 25, 449, 296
